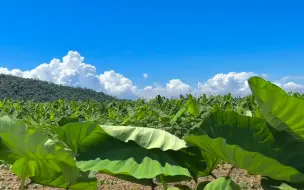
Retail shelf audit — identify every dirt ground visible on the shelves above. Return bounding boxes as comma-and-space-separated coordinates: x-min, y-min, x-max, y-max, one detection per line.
0, 163, 263, 190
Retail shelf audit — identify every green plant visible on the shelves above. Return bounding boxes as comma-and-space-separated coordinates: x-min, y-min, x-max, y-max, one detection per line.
0, 76, 304, 189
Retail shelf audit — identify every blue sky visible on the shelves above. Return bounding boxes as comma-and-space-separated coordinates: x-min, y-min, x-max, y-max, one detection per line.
0, 0, 304, 98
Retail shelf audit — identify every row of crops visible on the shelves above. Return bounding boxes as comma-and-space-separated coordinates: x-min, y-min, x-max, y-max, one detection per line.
0, 76, 304, 190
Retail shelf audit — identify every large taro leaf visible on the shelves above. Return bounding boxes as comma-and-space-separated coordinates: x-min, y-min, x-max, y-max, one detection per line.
155, 147, 220, 183
261, 177, 301, 190
100, 125, 187, 151
184, 110, 304, 183
0, 115, 96, 189
54, 122, 219, 184
30, 171, 97, 190
248, 76, 304, 141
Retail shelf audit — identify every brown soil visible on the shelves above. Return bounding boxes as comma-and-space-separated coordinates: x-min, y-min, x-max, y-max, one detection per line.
0, 164, 263, 190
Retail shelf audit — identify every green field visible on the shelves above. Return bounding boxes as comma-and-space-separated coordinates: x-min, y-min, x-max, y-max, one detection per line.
0, 76, 304, 190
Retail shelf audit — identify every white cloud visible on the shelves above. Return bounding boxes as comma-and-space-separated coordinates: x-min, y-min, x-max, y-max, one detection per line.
99, 70, 137, 98
194, 72, 256, 97
275, 82, 304, 93
1, 51, 303, 99
135, 79, 191, 99
273, 76, 304, 93
0, 51, 136, 98
143, 73, 148, 79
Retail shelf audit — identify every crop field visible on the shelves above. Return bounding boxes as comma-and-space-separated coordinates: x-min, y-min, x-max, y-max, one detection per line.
0, 76, 304, 190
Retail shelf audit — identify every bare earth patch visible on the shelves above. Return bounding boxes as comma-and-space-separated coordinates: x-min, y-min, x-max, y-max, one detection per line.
0, 164, 263, 190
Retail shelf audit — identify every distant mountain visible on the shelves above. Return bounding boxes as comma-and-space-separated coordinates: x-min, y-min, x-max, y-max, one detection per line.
0, 74, 115, 102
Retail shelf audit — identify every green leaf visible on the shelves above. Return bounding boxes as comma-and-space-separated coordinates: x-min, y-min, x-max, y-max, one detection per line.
172, 95, 199, 122
100, 125, 187, 151
168, 184, 192, 190
203, 177, 241, 190
248, 76, 304, 140
58, 116, 80, 126
184, 110, 304, 183
31, 171, 97, 190
0, 115, 83, 188
197, 181, 210, 190
187, 95, 200, 117
55, 122, 217, 183
260, 177, 304, 190
272, 183, 297, 190
172, 107, 187, 122
168, 187, 181, 190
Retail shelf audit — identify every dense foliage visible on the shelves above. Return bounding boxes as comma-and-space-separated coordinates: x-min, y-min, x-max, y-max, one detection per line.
0, 76, 304, 189
0, 94, 261, 138
0, 74, 114, 102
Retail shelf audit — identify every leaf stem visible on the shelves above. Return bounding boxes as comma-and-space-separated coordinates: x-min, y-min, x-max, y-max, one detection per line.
227, 165, 235, 177
151, 179, 156, 190
65, 182, 72, 190
210, 173, 217, 179
159, 175, 168, 190
24, 181, 33, 188
19, 159, 29, 190
19, 178, 25, 190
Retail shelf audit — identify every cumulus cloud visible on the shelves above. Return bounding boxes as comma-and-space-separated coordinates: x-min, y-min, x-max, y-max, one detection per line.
273, 76, 304, 93
1, 51, 303, 99
275, 82, 304, 93
143, 73, 148, 79
0, 51, 136, 98
99, 70, 137, 98
194, 72, 256, 97
135, 79, 191, 99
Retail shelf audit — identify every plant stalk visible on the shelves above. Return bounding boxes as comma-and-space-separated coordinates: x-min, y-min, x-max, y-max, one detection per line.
159, 175, 168, 190
151, 179, 156, 190
65, 182, 72, 190
20, 159, 29, 190
227, 165, 235, 177
210, 173, 217, 179
24, 181, 33, 188
19, 178, 25, 190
